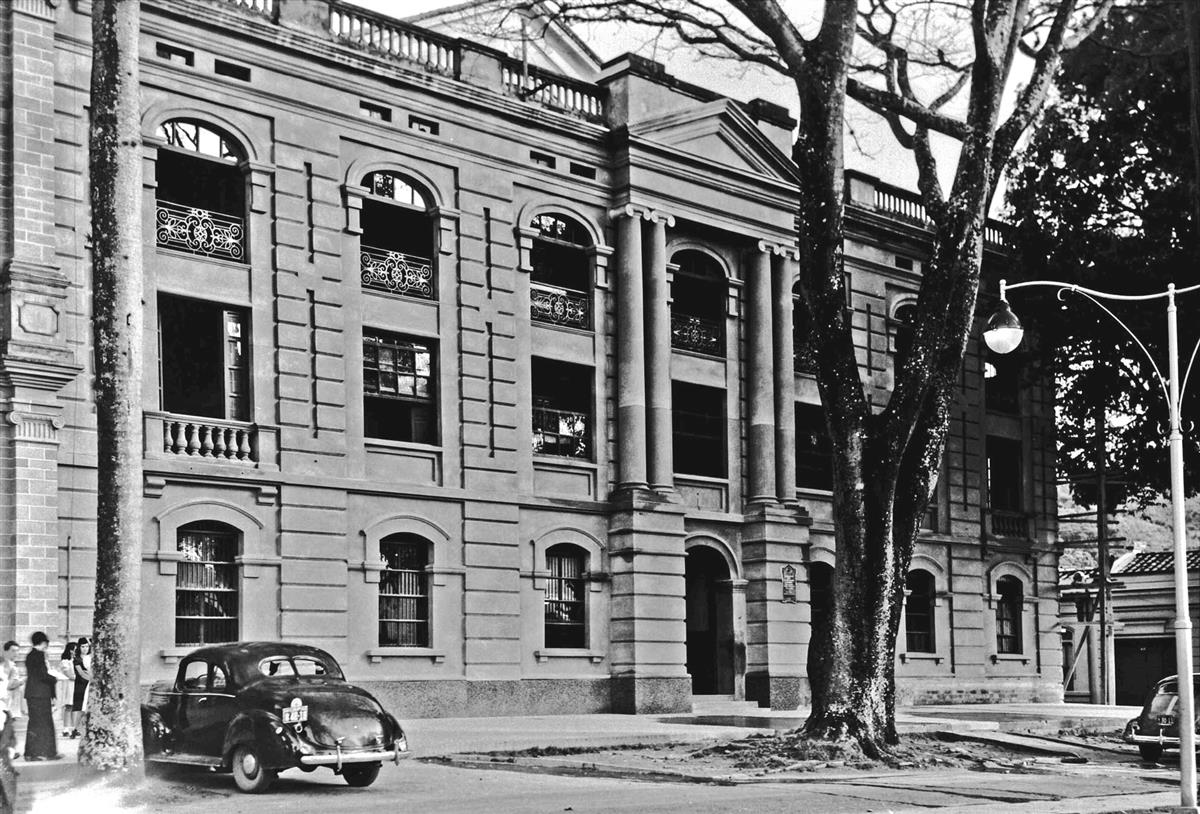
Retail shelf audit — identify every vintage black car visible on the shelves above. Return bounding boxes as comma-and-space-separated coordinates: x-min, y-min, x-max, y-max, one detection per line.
141, 642, 409, 792
1123, 674, 1200, 762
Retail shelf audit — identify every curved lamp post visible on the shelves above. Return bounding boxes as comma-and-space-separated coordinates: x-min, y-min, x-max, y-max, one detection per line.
985, 278, 1200, 810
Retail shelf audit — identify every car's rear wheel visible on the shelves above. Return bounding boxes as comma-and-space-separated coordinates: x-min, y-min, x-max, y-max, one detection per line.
232, 744, 277, 793
1139, 744, 1163, 763
342, 762, 381, 787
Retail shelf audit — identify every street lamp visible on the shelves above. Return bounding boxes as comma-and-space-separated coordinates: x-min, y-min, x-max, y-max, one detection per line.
985, 278, 1200, 811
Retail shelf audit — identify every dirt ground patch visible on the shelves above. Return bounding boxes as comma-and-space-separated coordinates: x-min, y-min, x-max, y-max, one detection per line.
457, 729, 1139, 782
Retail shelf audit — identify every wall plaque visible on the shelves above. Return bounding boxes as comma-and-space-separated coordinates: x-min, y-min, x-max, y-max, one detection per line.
781, 564, 797, 603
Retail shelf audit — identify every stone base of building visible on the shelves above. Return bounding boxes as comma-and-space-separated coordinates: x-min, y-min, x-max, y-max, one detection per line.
745, 672, 802, 710
610, 675, 693, 714
899, 677, 1065, 706
359, 678, 614, 718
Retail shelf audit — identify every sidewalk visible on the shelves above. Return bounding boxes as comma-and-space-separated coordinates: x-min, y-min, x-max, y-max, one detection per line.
11, 702, 1163, 812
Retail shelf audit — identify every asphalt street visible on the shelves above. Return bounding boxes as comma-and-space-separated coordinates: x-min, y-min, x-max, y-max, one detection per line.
22, 747, 1182, 814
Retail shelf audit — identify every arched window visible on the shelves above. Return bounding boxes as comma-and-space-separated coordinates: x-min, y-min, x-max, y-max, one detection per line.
155, 119, 247, 262
359, 171, 436, 300
545, 544, 587, 648
529, 213, 592, 330
892, 301, 917, 374
175, 522, 239, 646
379, 534, 430, 647
904, 570, 936, 653
996, 575, 1023, 654
671, 250, 726, 356
793, 283, 816, 373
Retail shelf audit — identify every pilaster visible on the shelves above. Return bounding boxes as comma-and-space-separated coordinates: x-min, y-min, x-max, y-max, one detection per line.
742, 502, 810, 709
607, 489, 689, 713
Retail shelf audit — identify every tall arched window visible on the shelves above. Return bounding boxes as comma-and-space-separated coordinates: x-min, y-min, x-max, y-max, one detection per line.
996, 575, 1023, 654
175, 522, 239, 646
359, 171, 436, 300
545, 544, 587, 648
904, 570, 936, 653
530, 213, 592, 330
892, 301, 917, 375
379, 534, 430, 647
671, 250, 726, 356
155, 119, 247, 261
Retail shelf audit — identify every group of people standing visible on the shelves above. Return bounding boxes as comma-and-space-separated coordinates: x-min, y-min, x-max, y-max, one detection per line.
0, 634, 91, 762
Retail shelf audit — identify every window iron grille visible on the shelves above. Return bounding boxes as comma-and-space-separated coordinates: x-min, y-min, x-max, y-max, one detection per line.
176, 526, 239, 646
379, 538, 429, 647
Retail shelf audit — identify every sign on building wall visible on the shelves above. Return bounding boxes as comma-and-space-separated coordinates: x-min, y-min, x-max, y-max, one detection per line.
781, 564, 797, 603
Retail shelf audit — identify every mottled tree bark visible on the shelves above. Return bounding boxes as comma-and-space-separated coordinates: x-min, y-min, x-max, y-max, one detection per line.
83, 0, 145, 776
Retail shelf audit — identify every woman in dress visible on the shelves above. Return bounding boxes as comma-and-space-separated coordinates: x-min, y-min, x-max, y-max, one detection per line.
21, 632, 58, 761
70, 638, 90, 738
57, 642, 74, 738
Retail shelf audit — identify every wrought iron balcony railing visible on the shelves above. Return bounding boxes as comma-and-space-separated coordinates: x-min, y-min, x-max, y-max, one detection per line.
671, 313, 725, 356
156, 200, 245, 262
531, 282, 590, 330
532, 405, 590, 459
361, 245, 435, 299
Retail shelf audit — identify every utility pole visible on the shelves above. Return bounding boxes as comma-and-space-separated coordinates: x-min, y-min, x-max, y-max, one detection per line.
1094, 394, 1114, 705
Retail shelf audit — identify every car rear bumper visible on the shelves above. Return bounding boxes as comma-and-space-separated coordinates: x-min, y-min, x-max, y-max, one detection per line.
1127, 732, 1181, 748
298, 739, 410, 768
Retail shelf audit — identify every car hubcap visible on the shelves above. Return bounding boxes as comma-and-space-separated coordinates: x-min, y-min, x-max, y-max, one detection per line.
241, 752, 258, 777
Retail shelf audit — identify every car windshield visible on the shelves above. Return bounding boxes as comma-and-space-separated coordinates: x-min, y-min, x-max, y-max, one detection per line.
1149, 683, 1179, 717
257, 654, 343, 680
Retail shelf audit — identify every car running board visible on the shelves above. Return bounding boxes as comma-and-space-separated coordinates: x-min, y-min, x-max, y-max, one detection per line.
147, 753, 224, 768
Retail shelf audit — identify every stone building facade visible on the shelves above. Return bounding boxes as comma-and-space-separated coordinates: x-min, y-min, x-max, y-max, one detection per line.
0, 0, 1063, 716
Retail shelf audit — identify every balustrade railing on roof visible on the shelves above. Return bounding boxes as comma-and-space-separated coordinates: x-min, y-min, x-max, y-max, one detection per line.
223, 0, 273, 16
328, 2, 459, 75
856, 177, 1010, 247
501, 62, 605, 122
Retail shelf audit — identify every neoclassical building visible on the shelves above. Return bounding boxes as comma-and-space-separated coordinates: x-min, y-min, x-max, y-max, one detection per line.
0, 0, 1062, 715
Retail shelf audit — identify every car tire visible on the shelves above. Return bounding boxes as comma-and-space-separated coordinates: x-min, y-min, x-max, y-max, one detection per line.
231, 744, 277, 793
1139, 744, 1163, 763
342, 762, 381, 788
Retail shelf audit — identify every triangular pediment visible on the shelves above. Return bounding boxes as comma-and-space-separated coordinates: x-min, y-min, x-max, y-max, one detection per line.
629, 100, 798, 183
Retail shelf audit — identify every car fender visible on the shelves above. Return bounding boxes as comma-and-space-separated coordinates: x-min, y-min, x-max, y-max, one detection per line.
222, 710, 299, 770
140, 705, 172, 755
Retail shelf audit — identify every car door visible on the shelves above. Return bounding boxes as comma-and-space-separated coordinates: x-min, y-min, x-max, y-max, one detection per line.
178, 659, 237, 756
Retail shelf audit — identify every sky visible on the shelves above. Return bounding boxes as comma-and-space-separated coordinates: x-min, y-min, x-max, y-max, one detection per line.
346, 1, 986, 203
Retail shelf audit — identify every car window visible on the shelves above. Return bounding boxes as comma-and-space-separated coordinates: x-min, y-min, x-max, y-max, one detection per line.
181, 660, 209, 691
256, 654, 343, 680
210, 664, 229, 691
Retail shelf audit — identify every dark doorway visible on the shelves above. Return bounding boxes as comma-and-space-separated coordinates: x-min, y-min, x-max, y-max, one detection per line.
1116, 636, 1176, 706
686, 547, 734, 695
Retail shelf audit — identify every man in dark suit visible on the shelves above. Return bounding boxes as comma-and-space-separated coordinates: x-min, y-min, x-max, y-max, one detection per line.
21, 632, 59, 761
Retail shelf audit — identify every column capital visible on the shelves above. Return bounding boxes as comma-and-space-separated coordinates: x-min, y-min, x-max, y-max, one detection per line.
757, 239, 800, 260
607, 203, 675, 226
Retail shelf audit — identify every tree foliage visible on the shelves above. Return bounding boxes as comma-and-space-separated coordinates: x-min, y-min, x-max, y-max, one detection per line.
1007, 0, 1200, 508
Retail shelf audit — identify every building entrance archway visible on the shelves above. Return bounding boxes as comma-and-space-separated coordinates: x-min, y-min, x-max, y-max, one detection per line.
686, 546, 735, 695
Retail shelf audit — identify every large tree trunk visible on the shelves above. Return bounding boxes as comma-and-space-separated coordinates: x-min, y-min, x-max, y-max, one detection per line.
82, 0, 145, 775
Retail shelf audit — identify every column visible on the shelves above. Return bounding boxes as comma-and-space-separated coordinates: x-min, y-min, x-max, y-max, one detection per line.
772, 250, 799, 504
745, 245, 775, 504
613, 206, 647, 490
643, 212, 674, 492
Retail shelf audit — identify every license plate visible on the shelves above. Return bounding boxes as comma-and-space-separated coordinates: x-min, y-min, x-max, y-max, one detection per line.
1158, 715, 1176, 727
283, 705, 308, 724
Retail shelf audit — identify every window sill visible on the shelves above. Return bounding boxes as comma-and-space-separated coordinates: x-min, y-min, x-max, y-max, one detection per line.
899, 652, 943, 664
155, 245, 250, 270
161, 647, 200, 665
534, 649, 605, 664
533, 455, 597, 469
795, 486, 834, 498
361, 286, 439, 304
366, 648, 445, 664
364, 438, 441, 453
990, 653, 1030, 665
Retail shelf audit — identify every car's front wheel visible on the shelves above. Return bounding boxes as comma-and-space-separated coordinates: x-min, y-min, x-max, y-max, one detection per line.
342, 762, 381, 787
1139, 744, 1164, 763
232, 744, 277, 793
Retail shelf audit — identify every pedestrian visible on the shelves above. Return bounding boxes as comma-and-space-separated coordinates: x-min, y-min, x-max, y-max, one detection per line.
0, 646, 16, 814
21, 632, 59, 761
0, 644, 19, 761
0, 646, 20, 730
57, 642, 74, 738
71, 637, 91, 738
